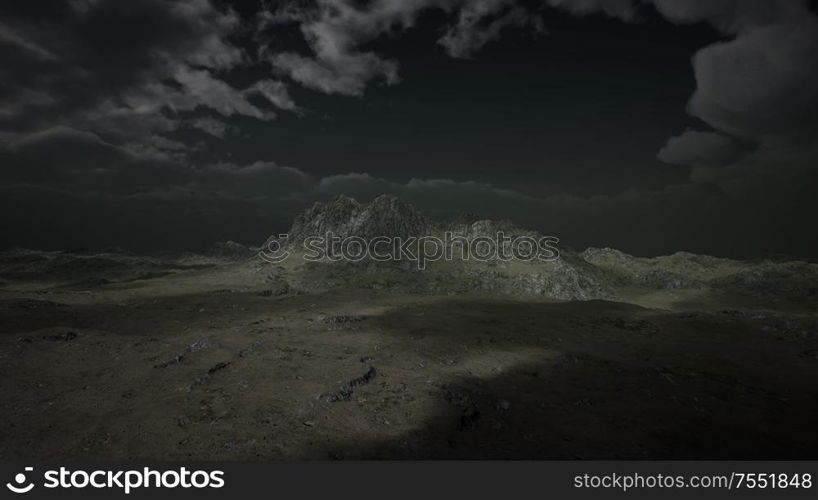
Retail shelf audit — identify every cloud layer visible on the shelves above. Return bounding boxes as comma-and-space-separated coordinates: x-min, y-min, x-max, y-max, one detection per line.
2, 0, 817, 256
0, 0, 295, 155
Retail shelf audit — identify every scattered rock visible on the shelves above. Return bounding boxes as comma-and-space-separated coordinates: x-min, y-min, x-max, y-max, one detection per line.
309, 314, 368, 331
323, 315, 367, 324
188, 340, 209, 352
154, 354, 184, 369
155, 339, 213, 368
321, 367, 377, 403
207, 361, 231, 374
42, 331, 78, 341
260, 280, 290, 297
238, 340, 264, 358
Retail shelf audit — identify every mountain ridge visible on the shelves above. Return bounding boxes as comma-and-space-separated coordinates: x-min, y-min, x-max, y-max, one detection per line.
257, 195, 818, 303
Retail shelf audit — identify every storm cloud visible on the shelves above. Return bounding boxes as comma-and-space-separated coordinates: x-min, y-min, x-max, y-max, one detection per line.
1, 0, 817, 257
0, 0, 294, 152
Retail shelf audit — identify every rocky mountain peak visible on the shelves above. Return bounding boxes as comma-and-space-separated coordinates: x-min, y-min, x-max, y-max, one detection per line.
348, 195, 431, 240
282, 195, 431, 247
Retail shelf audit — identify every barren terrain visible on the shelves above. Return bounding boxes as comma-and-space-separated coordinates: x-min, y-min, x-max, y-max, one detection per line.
1, 244, 817, 459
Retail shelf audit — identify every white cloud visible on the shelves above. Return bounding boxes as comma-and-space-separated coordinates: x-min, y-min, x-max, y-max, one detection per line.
189, 117, 228, 138
657, 130, 747, 167
546, 0, 637, 21
688, 17, 818, 139
272, 51, 399, 96
261, 0, 547, 94
0, 0, 296, 152
439, 1, 542, 58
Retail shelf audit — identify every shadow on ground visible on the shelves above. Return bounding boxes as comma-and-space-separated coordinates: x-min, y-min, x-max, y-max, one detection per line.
321, 356, 818, 459
314, 299, 818, 459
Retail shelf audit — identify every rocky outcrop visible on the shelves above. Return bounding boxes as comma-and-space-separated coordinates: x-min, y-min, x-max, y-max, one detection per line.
283, 195, 361, 247
279, 194, 431, 249
349, 194, 432, 241
712, 260, 818, 300
260, 195, 817, 303
455, 254, 614, 300
264, 195, 613, 300
580, 247, 744, 289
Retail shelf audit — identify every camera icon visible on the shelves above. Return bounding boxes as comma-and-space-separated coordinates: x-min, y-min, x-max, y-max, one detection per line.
6, 467, 34, 494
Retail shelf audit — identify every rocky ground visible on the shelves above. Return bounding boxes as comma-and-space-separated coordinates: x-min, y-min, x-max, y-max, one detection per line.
1, 196, 817, 459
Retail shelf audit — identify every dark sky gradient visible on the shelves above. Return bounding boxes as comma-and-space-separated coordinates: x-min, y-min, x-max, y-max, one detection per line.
213, 8, 715, 194
0, 1, 816, 257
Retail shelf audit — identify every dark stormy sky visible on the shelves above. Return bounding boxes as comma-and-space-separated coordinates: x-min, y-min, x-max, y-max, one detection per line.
1, 0, 817, 257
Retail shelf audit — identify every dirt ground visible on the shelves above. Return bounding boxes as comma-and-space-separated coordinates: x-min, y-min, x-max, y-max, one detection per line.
1, 261, 817, 459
